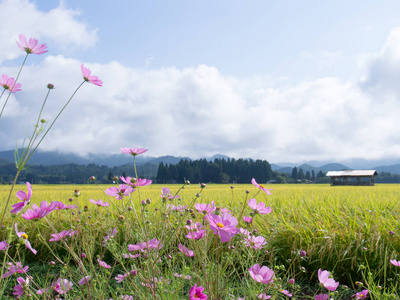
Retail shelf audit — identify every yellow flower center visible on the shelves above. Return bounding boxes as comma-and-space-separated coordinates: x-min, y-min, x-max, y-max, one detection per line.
21, 233, 28, 239
259, 184, 265, 188
217, 222, 224, 228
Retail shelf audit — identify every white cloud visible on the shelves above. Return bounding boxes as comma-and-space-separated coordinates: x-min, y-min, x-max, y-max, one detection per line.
0, 0, 97, 63
1, 2, 400, 163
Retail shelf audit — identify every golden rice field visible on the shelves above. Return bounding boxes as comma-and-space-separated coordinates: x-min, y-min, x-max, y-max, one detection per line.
1, 182, 400, 295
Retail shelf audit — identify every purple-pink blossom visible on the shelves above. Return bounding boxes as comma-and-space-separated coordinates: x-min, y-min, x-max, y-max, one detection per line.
248, 198, 272, 215
52, 278, 73, 294
81, 64, 103, 86
280, 290, 292, 297
11, 182, 32, 214
98, 259, 111, 268
189, 284, 207, 300
49, 229, 77, 242
207, 212, 239, 243
258, 294, 272, 299
2, 262, 28, 278
243, 216, 253, 224
178, 243, 194, 257
90, 199, 109, 206
315, 294, 329, 300
15, 223, 37, 254
120, 147, 148, 156
0, 240, 9, 251
105, 184, 134, 200
353, 289, 369, 299
248, 264, 274, 284
128, 238, 163, 252
0, 74, 22, 93
251, 178, 273, 195
390, 259, 400, 267
120, 176, 152, 187
13, 277, 29, 297
243, 235, 267, 249
318, 269, 339, 291
103, 227, 117, 247
195, 202, 216, 215
16, 34, 48, 55
78, 276, 91, 286
160, 187, 180, 200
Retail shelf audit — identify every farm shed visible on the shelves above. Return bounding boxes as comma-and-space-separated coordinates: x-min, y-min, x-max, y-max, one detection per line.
326, 170, 378, 186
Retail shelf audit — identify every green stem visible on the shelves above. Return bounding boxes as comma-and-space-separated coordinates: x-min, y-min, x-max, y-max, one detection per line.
0, 53, 28, 119
0, 169, 20, 227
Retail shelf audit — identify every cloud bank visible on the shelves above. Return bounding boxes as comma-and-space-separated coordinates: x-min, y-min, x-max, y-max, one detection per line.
1, 0, 400, 163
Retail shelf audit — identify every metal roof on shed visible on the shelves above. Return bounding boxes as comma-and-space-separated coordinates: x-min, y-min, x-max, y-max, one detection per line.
326, 170, 378, 177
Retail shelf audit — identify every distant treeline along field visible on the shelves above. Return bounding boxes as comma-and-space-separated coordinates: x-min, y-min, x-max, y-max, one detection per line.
1, 158, 400, 184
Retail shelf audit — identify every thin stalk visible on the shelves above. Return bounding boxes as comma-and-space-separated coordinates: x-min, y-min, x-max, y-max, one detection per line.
0, 53, 28, 119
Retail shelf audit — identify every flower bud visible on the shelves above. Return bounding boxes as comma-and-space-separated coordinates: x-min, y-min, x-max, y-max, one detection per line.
130, 270, 137, 276
300, 250, 306, 257
68, 197, 73, 202
127, 206, 133, 211
245, 190, 250, 194
81, 253, 86, 258
185, 180, 190, 185
89, 176, 96, 182
74, 189, 80, 197
289, 278, 295, 284
146, 198, 151, 204
186, 219, 192, 225
118, 215, 125, 222
141, 200, 147, 206
200, 183, 206, 188
47, 83, 54, 89
113, 176, 118, 182
40, 119, 46, 123
230, 185, 234, 189
83, 205, 88, 211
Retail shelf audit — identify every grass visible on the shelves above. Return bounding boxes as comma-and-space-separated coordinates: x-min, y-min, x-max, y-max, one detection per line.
1, 182, 400, 299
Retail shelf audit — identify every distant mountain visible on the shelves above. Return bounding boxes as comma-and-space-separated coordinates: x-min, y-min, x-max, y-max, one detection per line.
207, 154, 231, 161
318, 163, 351, 173
375, 164, 400, 174
1, 149, 400, 174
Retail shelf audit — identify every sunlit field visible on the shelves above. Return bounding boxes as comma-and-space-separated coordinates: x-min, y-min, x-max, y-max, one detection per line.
1, 182, 400, 299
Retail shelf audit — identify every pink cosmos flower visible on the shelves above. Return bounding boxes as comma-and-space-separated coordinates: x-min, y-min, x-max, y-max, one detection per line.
248, 198, 272, 215
167, 204, 187, 212
11, 182, 32, 214
0, 74, 22, 93
49, 229, 77, 242
52, 278, 73, 294
0, 240, 9, 250
353, 290, 368, 299
251, 178, 273, 195
98, 259, 111, 268
189, 284, 207, 300
248, 264, 274, 284
103, 227, 117, 247
178, 243, 194, 257
13, 277, 29, 297
21, 205, 50, 220
315, 294, 329, 300
78, 276, 91, 286
280, 290, 292, 297
120, 147, 148, 156
244, 235, 267, 250
49, 201, 76, 210
390, 259, 400, 267
207, 212, 239, 242
128, 238, 163, 252
318, 269, 339, 291
81, 64, 103, 86
2, 262, 28, 278
123, 253, 141, 259
120, 176, 152, 187
243, 216, 253, 224
258, 294, 272, 299
16, 34, 48, 55
14, 223, 37, 254
185, 222, 206, 240
195, 202, 216, 215
90, 199, 109, 206
174, 273, 192, 280
105, 184, 134, 200
160, 187, 180, 200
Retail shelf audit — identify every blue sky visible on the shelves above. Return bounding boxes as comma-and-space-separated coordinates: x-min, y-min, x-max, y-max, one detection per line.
1, 0, 400, 163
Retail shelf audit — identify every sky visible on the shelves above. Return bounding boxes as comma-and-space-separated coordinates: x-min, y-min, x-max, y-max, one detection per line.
1, 0, 400, 164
